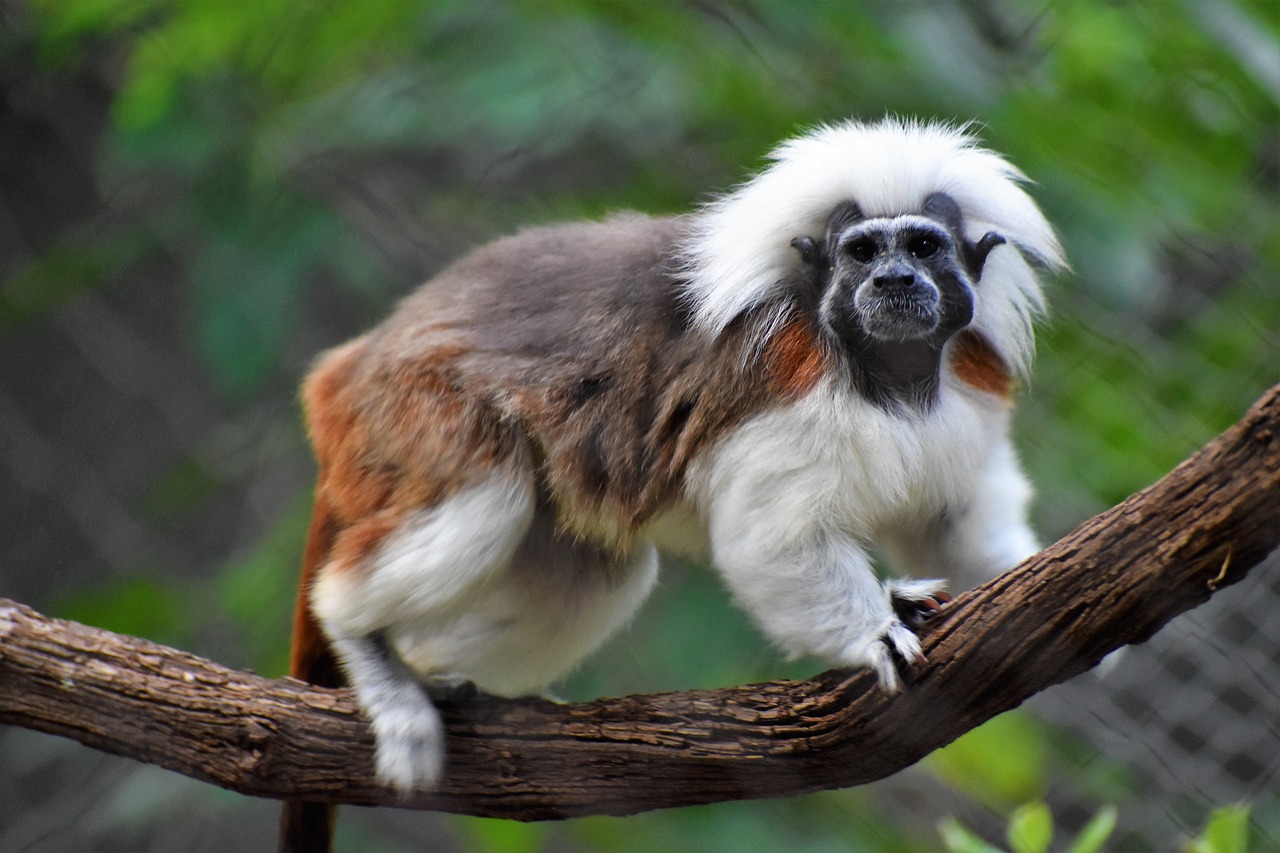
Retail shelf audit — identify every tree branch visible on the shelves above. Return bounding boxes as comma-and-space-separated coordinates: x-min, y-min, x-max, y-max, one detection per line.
2, 383, 1278, 821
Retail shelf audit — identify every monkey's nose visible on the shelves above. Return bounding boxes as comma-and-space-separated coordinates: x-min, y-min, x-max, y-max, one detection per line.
873, 266, 917, 290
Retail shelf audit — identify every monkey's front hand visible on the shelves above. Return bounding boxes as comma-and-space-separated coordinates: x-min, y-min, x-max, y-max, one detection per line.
890, 581, 953, 631
842, 578, 950, 692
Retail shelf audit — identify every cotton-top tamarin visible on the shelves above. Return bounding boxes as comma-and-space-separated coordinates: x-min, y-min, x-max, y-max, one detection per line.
281, 117, 1064, 851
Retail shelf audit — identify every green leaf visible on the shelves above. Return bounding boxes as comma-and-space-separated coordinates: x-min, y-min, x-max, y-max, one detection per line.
939, 817, 1006, 853
1188, 804, 1250, 853
1065, 805, 1117, 853
1008, 802, 1053, 853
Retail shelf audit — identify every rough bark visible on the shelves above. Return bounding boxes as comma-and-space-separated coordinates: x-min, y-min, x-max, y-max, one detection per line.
2, 383, 1278, 821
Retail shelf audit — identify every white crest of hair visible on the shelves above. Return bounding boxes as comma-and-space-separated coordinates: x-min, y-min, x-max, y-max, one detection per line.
681, 117, 1067, 376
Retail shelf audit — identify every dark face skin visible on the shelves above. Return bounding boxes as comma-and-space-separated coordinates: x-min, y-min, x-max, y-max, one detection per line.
791, 193, 1006, 409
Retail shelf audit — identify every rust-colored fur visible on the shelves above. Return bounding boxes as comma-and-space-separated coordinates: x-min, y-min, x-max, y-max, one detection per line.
948, 329, 1014, 400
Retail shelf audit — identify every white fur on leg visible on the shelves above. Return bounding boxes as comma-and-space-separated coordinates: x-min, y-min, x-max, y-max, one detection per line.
366, 680, 445, 791
312, 476, 537, 789
327, 633, 445, 790
703, 498, 938, 693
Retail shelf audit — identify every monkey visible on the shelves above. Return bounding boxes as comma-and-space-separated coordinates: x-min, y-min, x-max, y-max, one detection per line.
280, 117, 1065, 851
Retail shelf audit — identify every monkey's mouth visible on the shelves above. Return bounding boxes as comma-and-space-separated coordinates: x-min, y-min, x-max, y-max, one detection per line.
855, 289, 942, 341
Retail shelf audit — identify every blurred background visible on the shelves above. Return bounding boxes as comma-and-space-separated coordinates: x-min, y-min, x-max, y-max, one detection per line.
1, 0, 1278, 850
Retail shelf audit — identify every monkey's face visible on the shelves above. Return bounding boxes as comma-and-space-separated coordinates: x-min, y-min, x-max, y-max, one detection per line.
823, 215, 975, 345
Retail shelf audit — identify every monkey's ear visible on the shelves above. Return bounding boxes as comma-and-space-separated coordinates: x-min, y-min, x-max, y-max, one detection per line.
924, 192, 1007, 281
964, 231, 1007, 280
922, 192, 965, 235
790, 236, 824, 270
823, 200, 865, 248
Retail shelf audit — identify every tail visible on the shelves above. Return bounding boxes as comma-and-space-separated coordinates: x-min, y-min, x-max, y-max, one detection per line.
279, 495, 342, 853
279, 801, 337, 853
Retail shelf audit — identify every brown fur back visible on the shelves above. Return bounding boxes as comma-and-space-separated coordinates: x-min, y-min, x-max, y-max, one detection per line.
347, 214, 829, 548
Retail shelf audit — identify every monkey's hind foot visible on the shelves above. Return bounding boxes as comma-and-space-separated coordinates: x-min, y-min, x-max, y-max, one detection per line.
366, 681, 447, 793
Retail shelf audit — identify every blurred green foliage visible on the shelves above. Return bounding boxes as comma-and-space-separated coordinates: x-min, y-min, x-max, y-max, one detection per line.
11, 0, 1280, 850
929, 712, 1047, 809
1189, 804, 1253, 853
941, 802, 1117, 853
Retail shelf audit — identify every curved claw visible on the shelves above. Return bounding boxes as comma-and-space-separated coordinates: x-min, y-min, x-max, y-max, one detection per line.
888, 579, 952, 630
851, 580, 953, 691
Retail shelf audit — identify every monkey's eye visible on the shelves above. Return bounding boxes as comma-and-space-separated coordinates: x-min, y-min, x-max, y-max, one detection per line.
907, 234, 941, 259
846, 237, 878, 264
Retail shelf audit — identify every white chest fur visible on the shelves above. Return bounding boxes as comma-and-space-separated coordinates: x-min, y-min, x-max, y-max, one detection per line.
690, 378, 1006, 546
